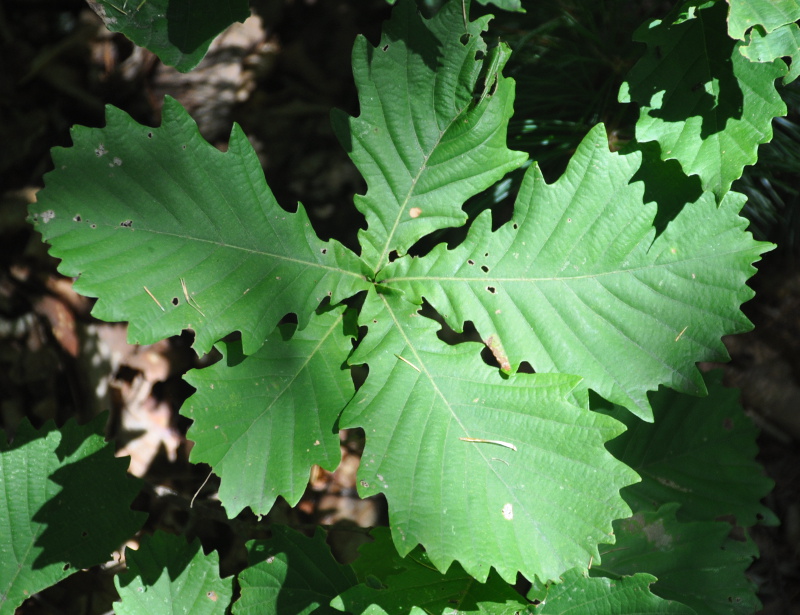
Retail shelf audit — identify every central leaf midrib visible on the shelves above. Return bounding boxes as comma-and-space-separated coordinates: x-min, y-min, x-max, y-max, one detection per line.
117, 225, 365, 279
379, 293, 521, 483
217, 313, 344, 471
381, 250, 748, 284
373, 97, 474, 275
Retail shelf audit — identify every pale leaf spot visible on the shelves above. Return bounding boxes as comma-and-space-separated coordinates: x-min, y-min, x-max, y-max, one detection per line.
409, 207, 422, 218
502, 503, 513, 520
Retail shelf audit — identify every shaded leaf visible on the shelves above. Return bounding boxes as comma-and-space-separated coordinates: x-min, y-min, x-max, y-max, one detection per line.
385, 124, 771, 420
385, 0, 524, 11
0, 415, 145, 615
741, 22, 800, 84
340, 288, 635, 584
31, 97, 369, 356
114, 532, 233, 615
595, 504, 760, 615
332, 0, 526, 273
88, 0, 249, 72
331, 527, 527, 615
727, 0, 800, 40
235, 526, 357, 615
182, 306, 356, 517
530, 568, 694, 615
620, 1, 787, 198
600, 371, 775, 527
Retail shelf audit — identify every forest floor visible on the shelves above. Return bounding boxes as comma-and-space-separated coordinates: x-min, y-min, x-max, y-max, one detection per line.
1, 1, 798, 612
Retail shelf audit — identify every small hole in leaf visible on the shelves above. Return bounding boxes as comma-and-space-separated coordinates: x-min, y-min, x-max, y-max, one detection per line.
321, 248, 328, 255
475, 49, 485, 61
172, 297, 179, 306
182, 144, 187, 150
120, 220, 133, 227
518, 361, 534, 374
467, 259, 475, 265
73, 215, 82, 222
486, 286, 496, 294
388, 250, 399, 262
90, 224, 97, 229
484, 252, 489, 257
481, 346, 500, 369
512, 223, 518, 230
382, 44, 390, 51
460, 33, 471, 45
480, 265, 489, 273
147, 131, 153, 138
63, 564, 70, 571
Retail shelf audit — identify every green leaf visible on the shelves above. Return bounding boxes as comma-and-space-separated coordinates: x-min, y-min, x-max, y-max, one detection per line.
0, 415, 145, 615
332, 0, 527, 274
594, 504, 761, 615
741, 22, 800, 84
530, 568, 694, 615
114, 532, 233, 615
340, 288, 636, 584
600, 371, 775, 527
475, 0, 523, 11
619, 1, 787, 198
31, 97, 369, 356
87, 0, 250, 72
727, 0, 800, 40
235, 526, 357, 615
182, 306, 356, 518
384, 124, 771, 420
385, 0, 524, 11
331, 527, 527, 615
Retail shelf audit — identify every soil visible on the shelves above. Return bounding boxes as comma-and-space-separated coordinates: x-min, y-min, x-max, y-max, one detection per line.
0, 1, 798, 612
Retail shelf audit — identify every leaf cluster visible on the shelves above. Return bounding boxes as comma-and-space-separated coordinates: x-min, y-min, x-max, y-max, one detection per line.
3, 0, 795, 613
